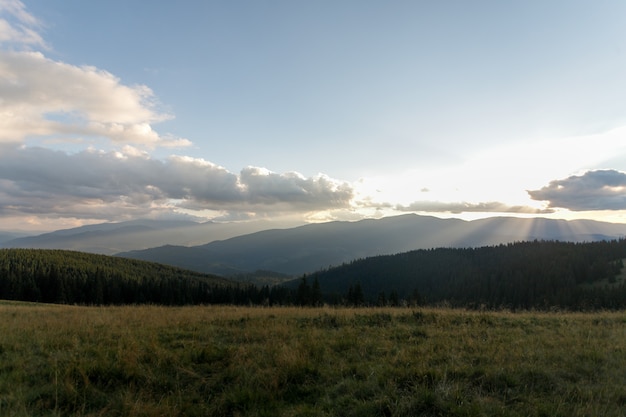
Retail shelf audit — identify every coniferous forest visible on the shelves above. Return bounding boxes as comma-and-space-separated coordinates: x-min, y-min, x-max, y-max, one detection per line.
0, 249, 292, 306
311, 239, 626, 310
2, 239, 626, 310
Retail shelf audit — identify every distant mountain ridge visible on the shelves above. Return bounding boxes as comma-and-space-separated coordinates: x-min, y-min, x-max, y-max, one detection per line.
0, 232, 30, 245
0, 218, 303, 255
1, 219, 198, 254
117, 214, 626, 277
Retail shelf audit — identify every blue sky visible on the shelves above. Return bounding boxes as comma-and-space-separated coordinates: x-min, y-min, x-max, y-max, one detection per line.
2, 0, 626, 231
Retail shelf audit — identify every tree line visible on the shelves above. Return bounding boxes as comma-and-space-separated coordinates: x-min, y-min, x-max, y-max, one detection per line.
310, 239, 626, 310
0, 249, 347, 306
0, 249, 289, 306
0, 249, 412, 307
3, 239, 626, 310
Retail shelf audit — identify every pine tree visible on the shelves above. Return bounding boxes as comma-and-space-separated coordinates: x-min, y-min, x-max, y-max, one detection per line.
297, 276, 311, 306
311, 276, 322, 306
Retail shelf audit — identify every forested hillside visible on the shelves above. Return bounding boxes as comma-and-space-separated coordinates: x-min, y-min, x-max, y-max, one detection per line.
307, 239, 626, 310
4, 240, 626, 310
0, 249, 290, 306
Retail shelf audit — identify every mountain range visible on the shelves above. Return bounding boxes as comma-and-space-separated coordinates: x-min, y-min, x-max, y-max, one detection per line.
0, 232, 31, 245
4, 214, 626, 279
116, 214, 626, 277
0, 218, 301, 255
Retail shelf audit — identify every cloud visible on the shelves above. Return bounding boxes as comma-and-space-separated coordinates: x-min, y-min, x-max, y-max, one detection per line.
0, 0, 46, 48
0, 1, 355, 227
240, 167, 354, 209
396, 200, 553, 214
0, 145, 355, 222
0, 50, 190, 147
528, 169, 626, 211
0, 2, 188, 148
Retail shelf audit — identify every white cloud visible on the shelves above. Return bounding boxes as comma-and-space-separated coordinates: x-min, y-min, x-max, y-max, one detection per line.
240, 167, 354, 209
0, 0, 46, 48
0, 1, 188, 148
0, 50, 189, 147
395, 200, 553, 214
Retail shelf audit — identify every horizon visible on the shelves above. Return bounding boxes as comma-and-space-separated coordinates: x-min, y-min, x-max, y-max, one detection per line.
4, 212, 626, 238
2, 1, 626, 232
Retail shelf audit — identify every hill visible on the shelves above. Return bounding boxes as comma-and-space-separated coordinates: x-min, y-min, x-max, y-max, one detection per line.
1, 218, 303, 255
291, 239, 626, 310
0, 249, 246, 305
0, 231, 30, 245
118, 214, 626, 277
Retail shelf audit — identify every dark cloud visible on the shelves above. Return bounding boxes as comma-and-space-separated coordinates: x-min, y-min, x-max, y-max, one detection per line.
396, 200, 553, 214
0, 145, 354, 221
528, 169, 626, 211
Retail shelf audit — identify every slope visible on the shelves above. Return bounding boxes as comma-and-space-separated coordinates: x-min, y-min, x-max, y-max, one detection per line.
1, 218, 304, 255
118, 214, 626, 277
0, 248, 235, 305
294, 239, 626, 310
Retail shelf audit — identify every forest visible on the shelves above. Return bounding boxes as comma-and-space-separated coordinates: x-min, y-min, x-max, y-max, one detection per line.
0, 249, 291, 306
2, 239, 626, 310
310, 239, 626, 310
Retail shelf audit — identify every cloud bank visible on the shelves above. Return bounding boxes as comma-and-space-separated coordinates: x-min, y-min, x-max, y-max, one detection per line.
0, 145, 354, 221
528, 170, 626, 211
396, 201, 552, 214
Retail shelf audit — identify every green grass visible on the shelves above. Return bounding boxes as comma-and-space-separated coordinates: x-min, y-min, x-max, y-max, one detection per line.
1, 302, 625, 416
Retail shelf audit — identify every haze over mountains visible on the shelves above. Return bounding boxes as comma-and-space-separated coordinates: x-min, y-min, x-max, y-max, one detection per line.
116, 214, 626, 277
4, 214, 626, 278
0, 219, 302, 255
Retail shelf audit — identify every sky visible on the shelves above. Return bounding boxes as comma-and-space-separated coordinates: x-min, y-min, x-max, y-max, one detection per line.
2, 0, 626, 232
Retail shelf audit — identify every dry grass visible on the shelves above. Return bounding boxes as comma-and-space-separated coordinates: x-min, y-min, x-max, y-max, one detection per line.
0, 302, 625, 416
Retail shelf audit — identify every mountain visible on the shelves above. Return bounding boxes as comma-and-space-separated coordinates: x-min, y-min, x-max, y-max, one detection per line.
1, 218, 303, 255
117, 214, 626, 277
1, 219, 196, 254
0, 232, 31, 245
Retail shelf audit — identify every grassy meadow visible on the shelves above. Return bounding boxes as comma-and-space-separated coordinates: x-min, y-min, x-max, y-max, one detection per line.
0, 302, 625, 416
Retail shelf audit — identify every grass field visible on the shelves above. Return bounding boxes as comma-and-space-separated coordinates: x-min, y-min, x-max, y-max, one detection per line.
0, 302, 625, 416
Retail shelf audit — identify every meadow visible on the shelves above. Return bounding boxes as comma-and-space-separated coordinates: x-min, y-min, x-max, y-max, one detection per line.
0, 302, 625, 416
